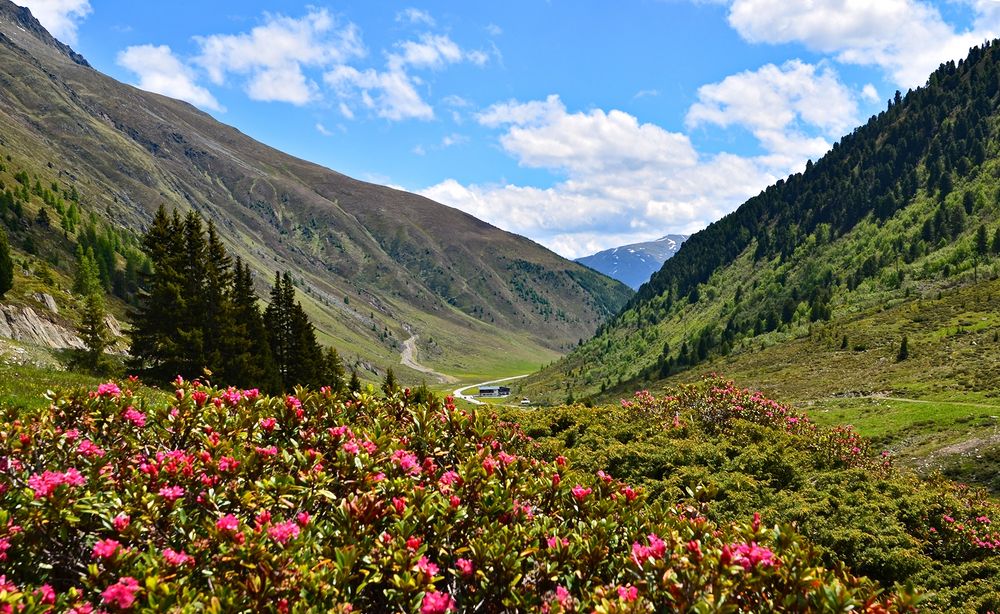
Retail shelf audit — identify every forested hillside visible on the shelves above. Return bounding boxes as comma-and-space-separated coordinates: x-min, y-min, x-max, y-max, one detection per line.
524, 39, 1000, 409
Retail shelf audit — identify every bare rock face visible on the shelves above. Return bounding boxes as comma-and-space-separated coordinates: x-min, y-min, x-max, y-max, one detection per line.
104, 314, 123, 338
33, 292, 59, 314
0, 304, 84, 349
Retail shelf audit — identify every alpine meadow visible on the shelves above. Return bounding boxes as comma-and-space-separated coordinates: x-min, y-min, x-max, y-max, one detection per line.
3, 1, 1000, 612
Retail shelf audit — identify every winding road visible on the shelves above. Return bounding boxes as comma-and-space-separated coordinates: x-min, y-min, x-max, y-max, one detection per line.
452, 374, 531, 405
400, 335, 458, 384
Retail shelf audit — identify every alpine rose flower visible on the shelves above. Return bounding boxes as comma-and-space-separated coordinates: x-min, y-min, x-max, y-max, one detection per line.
421, 591, 456, 614
102, 576, 140, 609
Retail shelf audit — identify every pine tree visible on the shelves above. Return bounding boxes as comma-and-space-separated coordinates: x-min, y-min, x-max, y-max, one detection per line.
79, 292, 110, 373
0, 227, 12, 299
73, 245, 102, 297
381, 368, 398, 395
992, 227, 1000, 255
975, 223, 989, 281
322, 347, 346, 392
129, 206, 187, 381
897, 335, 909, 362
225, 258, 280, 392
348, 370, 361, 393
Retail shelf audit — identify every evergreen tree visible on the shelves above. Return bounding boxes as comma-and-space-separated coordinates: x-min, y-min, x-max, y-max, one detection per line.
79, 292, 111, 373
0, 227, 12, 299
381, 368, 398, 395
348, 370, 361, 393
73, 245, 102, 297
128, 206, 187, 381
225, 258, 280, 392
897, 335, 909, 362
322, 346, 346, 393
263, 272, 327, 390
992, 227, 1000, 255
975, 223, 989, 280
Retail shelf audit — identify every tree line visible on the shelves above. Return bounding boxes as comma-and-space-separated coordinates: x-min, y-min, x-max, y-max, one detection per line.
127, 206, 348, 393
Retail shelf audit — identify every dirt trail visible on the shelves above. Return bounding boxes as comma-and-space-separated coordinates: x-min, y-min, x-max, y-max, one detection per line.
453, 374, 531, 406
400, 335, 458, 384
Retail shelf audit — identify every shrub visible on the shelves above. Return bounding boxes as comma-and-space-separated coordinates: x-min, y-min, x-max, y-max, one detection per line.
0, 378, 915, 611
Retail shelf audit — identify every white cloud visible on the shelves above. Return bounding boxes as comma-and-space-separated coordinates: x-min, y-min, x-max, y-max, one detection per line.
486, 23, 503, 37
327, 33, 486, 121
316, 123, 334, 136
421, 95, 787, 258
633, 89, 660, 99
18, 0, 91, 44
117, 44, 223, 112
396, 8, 435, 27
194, 8, 365, 105
861, 83, 880, 103
725, 0, 1000, 88
325, 65, 434, 120
686, 60, 859, 169
441, 133, 468, 147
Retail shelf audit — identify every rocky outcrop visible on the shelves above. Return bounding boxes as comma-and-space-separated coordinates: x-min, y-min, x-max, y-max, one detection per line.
0, 304, 84, 349
33, 292, 58, 313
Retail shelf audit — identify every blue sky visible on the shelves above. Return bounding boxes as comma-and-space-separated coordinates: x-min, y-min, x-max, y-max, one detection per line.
17, 0, 1000, 257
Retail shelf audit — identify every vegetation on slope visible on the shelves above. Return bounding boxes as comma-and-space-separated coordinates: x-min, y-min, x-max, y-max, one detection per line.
0, 378, 921, 612
523, 39, 1000, 423
501, 378, 1000, 611
0, 0, 632, 382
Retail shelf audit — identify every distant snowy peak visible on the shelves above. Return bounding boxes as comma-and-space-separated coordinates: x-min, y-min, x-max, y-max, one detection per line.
576, 234, 688, 290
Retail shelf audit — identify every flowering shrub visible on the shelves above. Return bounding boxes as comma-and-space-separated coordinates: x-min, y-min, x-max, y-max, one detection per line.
505, 377, 1000, 611
0, 378, 915, 611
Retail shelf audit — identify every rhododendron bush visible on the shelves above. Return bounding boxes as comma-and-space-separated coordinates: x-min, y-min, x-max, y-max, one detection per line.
0, 378, 915, 612
508, 377, 1000, 611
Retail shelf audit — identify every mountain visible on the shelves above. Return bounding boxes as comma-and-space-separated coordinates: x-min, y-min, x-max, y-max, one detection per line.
521, 39, 1000, 469
576, 234, 687, 289
0, 0, 631, 381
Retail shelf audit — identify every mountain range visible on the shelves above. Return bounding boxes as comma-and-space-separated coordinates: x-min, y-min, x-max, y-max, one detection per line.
576, 234, 687, 290
0, 0, 631, 381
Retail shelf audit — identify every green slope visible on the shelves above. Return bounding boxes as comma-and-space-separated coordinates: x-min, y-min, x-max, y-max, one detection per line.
523, 39, 1000, 471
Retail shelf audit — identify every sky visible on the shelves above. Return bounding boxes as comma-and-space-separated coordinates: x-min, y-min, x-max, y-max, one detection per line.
15, 0, 1000, 258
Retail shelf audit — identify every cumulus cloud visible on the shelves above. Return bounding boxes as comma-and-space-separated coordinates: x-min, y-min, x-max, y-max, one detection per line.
686, 60, 859, 169
194, 8, 365, 105
117, 44, 223, 111
421, 95, 789, 258
327, 33, 487, 121
725, 0, 1000, 88
18, 0, 91, 44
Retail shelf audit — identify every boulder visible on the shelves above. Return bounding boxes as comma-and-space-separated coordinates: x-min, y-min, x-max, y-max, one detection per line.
0, 304, 84, 349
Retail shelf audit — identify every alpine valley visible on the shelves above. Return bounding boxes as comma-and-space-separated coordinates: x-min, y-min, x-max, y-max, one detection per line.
4, 1, 1000, 612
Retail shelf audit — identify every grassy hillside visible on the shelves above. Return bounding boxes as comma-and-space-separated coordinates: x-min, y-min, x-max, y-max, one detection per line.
0, 0, 629, 383
523, 40, 1000, 457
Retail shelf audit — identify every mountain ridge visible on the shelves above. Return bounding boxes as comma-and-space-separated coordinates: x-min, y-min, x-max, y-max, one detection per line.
0, 0, 631, 379
576, 234, 688, 289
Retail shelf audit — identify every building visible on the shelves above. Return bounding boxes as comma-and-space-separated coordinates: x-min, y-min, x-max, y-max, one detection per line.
478, 385, 511, 397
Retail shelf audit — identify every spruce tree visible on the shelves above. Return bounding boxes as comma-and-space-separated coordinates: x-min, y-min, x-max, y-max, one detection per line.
74, 245, 102, 297
226, 258, 280, 392
348, 370, 361, 393
381, 368, 398, 395
897, 335, 909, 362
79, 291, 111, 373
0, 227, 12, 299
322, 346, 346, 392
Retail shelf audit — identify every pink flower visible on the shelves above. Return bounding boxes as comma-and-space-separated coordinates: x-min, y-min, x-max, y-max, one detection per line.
597, 470, 612, 483
482, 456, 497, 476
393, 497, 407, 515
555, 456, 567, 467
97, 382, 121, 398
571, 485, 592, 501
555, 586, 571, 607
416, 556, 439, 576
342, 441, 359, 455
218, 456, 239, 472
552, 473, 561, 487
421, 591, 456, 614
77, 439, 105, 458
191, 391, 208, 406
617, 585, 638, 602
159, 485, 185, 502
621, 485, 637, 502
216, 514, 240, 532
449, 495, 461, 509
259, 417, 277, 431
92, 538, 122, 559
35, 584, 55, 605
728, 542, 777, 570
123, 407, 146, 427
28, 468, 86, 498
62, 429, 80, 441
498, 452, 517, 466
406, 536, 423, 550
163, 548, 193, 566
268, 521, 301, 545
439, 471, 461, 486
454, 558, 474, 576
255, 445, 278, 456
296, 512, 311, 526
392, 450, 421, 476
102, 576, 140, 610
112, 512, 130, 532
